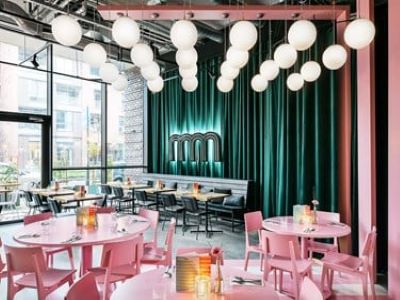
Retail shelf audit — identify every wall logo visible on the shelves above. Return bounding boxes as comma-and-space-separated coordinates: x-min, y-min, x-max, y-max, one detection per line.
168, 132, 221, 162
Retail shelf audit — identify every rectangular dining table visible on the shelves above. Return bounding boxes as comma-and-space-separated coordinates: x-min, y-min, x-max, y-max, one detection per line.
53, 193, 103, 206
161, 191, 229, 237
107, 182, 150, 190
31, 188, 75, 198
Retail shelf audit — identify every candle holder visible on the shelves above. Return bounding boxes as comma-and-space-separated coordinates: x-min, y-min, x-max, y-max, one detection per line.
193, 182, 199, 194
195, 275, 211, 300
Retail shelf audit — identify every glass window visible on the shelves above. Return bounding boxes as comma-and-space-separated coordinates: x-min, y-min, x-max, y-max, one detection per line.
55, 111, 72, 131
55, 83, 81, 103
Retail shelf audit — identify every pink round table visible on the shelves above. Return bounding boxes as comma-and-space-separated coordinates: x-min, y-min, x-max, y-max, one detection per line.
14, 214, 150, 275
111, 266, 279, 300
263, 216, 351, 257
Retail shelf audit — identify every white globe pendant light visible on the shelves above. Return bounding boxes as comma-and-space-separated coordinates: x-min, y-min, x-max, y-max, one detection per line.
288, 20, 317, 51
83, 43, 107, 67
170, 20, 198, 50
344, 18, 376, 50
229, 21, 258, 51
179, 65, 197, 78
259, 60, 280, 81
220, 61, 240, 80
99, 62, 119, 83
274, 43, 298, 69
300, 61, 321, 82
51, 15, 82, 46
251, 74, 268, 92
182, 77, 198, 92
287, 73, 304, 91
112, 16, 140, 48
217, 77, 234, 93
322, 44, 347, 70
176, 48, 198, 68
226, 47, 249, 68
141, 62, 160, 81
112, 74, 128, 91
148, 76, 164, 93
130, 43, 153, 68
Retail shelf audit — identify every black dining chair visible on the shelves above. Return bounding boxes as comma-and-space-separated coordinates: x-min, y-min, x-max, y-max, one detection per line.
134, 190, 157, 210
181, 196, 211, 240
99, 184, 116, 207
23, 191, 38, 215
48, 199, 62, 215
160, 194, 184, 231
32, 193, 51, 213
112, 186, 133, 213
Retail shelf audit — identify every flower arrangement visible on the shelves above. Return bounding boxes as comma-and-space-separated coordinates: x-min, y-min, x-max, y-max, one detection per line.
210, 246, 224, 264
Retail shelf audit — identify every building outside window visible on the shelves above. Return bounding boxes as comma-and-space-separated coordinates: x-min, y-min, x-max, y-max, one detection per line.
55, 83, 80, 103
55, 111, 72, 131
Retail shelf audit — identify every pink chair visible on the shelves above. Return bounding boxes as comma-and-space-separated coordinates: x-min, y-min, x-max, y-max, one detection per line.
307, 211, 340, 257
4, 244, 75, 300
65, 272, 100, 300
141, 218, 176, 267
23, 212, 75, 270
0, 238, 7, 284
139, 208, 159, 250
96, 207, 116, 214
176, 247, 224, 265
244, 211, 264, 271
261, 231, 313, 296
89, 235, 144, 300
321, 226, 377, 300
299, 276, 323, 300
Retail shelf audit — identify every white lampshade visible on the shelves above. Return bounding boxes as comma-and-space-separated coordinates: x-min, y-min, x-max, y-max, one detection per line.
229, 21, 258, 51
344, 18, 376, 50
273, 43, 298, 69
251, 74, 268, 92
322, 44, 348, 70
300, 61, 321, 82
112, 74, 128, 91
170, 20, 198, 50
288, 20, 317, 51
147, 76, 164, 93
112, 17, 140, 48
220, 61, 240, 80
259, 60, 280, 81
226, 47, 249, 68
182, 77, 198, 92
287, 73, 304, 91
99, 62, 119, 83
179, 65, 198, 78
141, 62, 160, 81
83, 43, 107, 67
175, 48, 198, 68
217, 77, 234, 93
51, 15, 82, 46
130, 43, 154, 68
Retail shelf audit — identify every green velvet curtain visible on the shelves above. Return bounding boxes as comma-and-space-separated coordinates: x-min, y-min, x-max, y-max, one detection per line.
148, 22, 339, 216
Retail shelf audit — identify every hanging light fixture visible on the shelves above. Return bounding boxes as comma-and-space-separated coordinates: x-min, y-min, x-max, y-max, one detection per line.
300, 61, 321, 82
287, 73, 304, 91
170, 20, 198, 50
274, 43, 298, 69
288, 20, 317, 51
182, 77, 198, 92
226, 47, 249, 69
220, 61, 239, 80
141, 62, 160, 81
83, 43, 107, 67
229, 21, 258, 51
251, 74, 268, 93
322, 44, 347, 70
112, 74, 128, 91
112, 16, 140, 48
344, 18, 375, 50
99, 62, 119, 83
217, 77, 233, 93
148, 76, 164, 93
130, 43, 154, 68
260, 60, 279, 80
175, 48, 198, 68
51, 15, 82, 46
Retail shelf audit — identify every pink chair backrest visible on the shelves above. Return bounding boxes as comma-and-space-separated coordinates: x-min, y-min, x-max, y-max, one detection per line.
361, 226, 377, 266
65, 272, 100, 300
164, 218, 176, 266
139, 208, 159, 246
96, 207, 116, 214
299, 276, 323, 300
4, 244, 47, 274
23, 212, 53, 225
316, 211, 340, 223
0, 238, 5, 272
101, 235, 143, 273
289, 240, 303, 299
176, 247, 224, 264
261, 230, 300, 258
244, 211, 263, 233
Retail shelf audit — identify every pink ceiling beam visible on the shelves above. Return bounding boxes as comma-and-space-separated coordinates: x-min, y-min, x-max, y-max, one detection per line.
388, 0, 400, 298
98, 4, 348, 21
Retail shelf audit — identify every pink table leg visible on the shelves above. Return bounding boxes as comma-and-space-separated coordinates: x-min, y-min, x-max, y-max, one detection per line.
80, 245, 93, 276
301, 238, 307, 259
